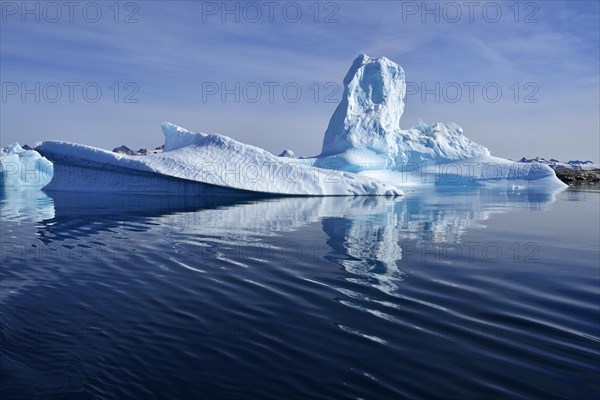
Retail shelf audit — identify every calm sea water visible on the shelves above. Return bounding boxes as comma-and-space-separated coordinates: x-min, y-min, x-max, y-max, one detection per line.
1, 186, 599, 399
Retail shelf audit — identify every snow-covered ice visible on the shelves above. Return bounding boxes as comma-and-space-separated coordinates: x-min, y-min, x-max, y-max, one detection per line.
0, 143, 53, 189
36, 123, 403, 196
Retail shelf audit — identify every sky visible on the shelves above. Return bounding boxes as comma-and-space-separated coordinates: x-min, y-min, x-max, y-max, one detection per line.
1, 0, 599, 161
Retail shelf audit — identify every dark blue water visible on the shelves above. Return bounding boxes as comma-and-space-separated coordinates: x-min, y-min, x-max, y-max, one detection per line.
1, 186, 599, 399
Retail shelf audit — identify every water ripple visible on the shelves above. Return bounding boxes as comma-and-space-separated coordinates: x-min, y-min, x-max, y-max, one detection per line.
1, 188, 598, 399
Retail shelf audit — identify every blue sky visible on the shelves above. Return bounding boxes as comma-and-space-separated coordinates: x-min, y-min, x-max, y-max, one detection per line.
1, 0, 599, 161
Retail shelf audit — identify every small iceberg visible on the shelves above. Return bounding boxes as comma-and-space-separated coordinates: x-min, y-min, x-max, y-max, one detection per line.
0, 143, 53, 189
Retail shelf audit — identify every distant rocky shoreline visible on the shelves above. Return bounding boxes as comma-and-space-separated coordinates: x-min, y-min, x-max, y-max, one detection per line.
517, 156, 599, 184
112, 144, 164, 156
554, 169, 600, 184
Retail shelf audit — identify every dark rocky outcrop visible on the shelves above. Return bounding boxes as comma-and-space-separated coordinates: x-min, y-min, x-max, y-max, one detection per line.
112, 145, 163, 156
555, 169, 600, 184
112, 145, 136, 155
278, 149, 297, 158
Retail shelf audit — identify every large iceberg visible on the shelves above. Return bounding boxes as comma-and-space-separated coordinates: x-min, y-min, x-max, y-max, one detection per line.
36, 123, 402, 196
294, 54, 566, 189
0, 143, 53, 189
32, 54, 565, 195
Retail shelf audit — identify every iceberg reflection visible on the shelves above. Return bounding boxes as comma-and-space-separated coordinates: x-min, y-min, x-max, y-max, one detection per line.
0, 187, 54, 223
24, 188, 560, 285
0, 186, 566, 318
0, 186, 564, 298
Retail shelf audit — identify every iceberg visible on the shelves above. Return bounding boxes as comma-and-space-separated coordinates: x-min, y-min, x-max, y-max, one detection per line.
0, 143, 53, 189
32, 53, 565, 195
36, 123, 402, 196
291, 54, 566, 189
